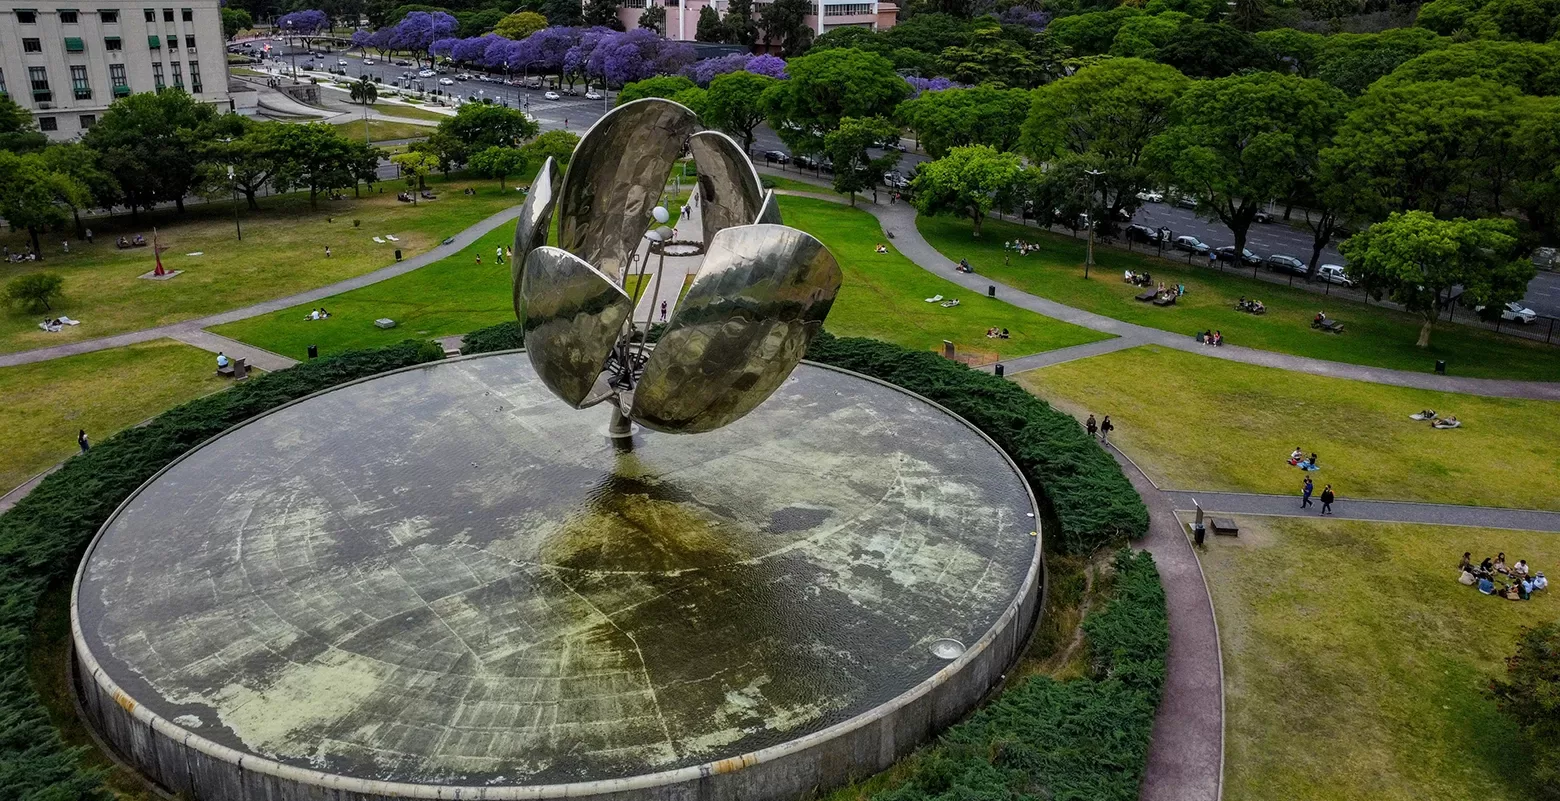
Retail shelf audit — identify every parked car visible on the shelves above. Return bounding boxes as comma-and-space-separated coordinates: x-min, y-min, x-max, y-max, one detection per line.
1126, 224, 1163, 244
438, 77, 455, 86
794, 154, 819, 169
1253, 210, 1274, 224
362, 58, 375, 65
455, 72, 472, 80
1175, 196, 1198, 210
764, 150, 791, 165
1135, 190, 1164, 203
883, 171, 909, 189
418, 69, 435, 77
585, 90, 602, 100
543, 90, 560, 100
1316, 263, 1354, 287
395, 59, 412, 66
1216, 246, 1261, 266
1174, 235, 1210, 253
1475, 301, 1539, 323
1265, 254, 1307, 274
337, 59, 348, 66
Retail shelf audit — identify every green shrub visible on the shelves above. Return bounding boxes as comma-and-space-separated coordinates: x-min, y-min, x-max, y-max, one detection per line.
4, 273, 65, 313
867, 549, 1167, 801
459, 320, 524, 354
806, 333, 1149, 554
1490, 621, 1560, 800
0, 340, 442, 801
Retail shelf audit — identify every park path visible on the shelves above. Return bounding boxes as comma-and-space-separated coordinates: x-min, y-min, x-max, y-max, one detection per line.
0, 205, 523, 369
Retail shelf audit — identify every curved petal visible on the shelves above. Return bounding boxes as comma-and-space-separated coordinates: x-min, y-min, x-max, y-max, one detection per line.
628, 224, 842, 434
520, 246, 634, 409
688, 130, 764, 247
754, 189, 783, 226
556, 98, 699, 282
512, 156, 561, 323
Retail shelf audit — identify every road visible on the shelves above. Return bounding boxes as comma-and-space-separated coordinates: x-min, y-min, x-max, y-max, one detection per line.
255, 41, 1560, 320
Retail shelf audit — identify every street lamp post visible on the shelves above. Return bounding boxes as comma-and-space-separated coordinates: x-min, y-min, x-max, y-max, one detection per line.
1083, 168, 1103, 280
228, 164, 242, 241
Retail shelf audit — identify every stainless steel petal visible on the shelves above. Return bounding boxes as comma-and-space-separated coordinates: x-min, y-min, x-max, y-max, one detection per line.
556, 98, 699, 283
520, 246, 634, 409
512, 156, 560, 323
754, 189, 783, 225
688, 130, 764, 247
629, 224, 842, 434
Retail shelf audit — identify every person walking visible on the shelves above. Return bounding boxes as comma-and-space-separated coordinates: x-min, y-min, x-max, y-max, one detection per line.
78, 429, 90, 454
1085, 414, 1097, 439
324, 245, 331, 258
1301, 476, 1314, 508
85, 228, 93, 244
496, 245, 504, 264
1100, 415, 1114, 443
475, 254, 482, 265
659, 299, 668, 322
1320, 484, 1335, 515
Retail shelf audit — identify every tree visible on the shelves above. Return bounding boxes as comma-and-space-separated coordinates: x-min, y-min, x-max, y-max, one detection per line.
1471, 0, 1560, 43
350, 76, 379, 105
81, 90, 220, 215
522, 129, 581, 167
582, 0, 624, 30
495, 10, 548, 39
1046, 7, 1144, 57
616, 75, 698, 105
0, 152, 88, 258
1511, 98, 1560, 244
1023, 58, 1190, 229
1255, 28, 1327, 76
912, 146, 1030, 237
1339, 211, 1535, 347
468, 146, 529, 189
1416, 0, 1482, 34
392, 151, 439, 196
758, 0, 814, 57
416, 130, 468, 174
702, 71, 778, 153
1379, 40, 1560, 97
197, 123, 281, 211
456, 9, 506, 38
221, 7, 253, 39
40, 142, 119, 233
822, 117, 901, 205
897, 85, 1031, 159
541, 0, 583, 25
272, 123, 381, 207
438, 102, 539, 155
1229, 0, 1267, 31
1489, 622, 1560, 801
0, 93, 47, 153
1109, 12, 1191, 58
638, 5, 665, 34
723, 0, 759, 46
1156, 22, 1275, 78
3, 273, 65, 312
696, 5, 724, 42
935, 20, 1059, 89
762, 48, 909, 156
1148, 72, 1347, 274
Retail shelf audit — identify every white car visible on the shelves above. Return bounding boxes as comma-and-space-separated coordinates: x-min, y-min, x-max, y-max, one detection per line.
544, 90, 560, 100
438, 77, 454, 86
362, 58, 375, 65
585, 90, 602, 100
1316, 264, 1354, 287
418, 69, 435, 78
1496, 301, 1538, 324
455, 72, 472, 80
337, 59, 348, 66
1136, 190, 1164, 203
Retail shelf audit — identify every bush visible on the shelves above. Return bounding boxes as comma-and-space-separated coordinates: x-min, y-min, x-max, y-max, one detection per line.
0, 340, 443, 801
869, 549, 1167, 801
1490, 621, 1560, 799
353, 218, 361, 227
806, 333, 1149, 554
459, 320, 524, 354
4, 273, 65, 313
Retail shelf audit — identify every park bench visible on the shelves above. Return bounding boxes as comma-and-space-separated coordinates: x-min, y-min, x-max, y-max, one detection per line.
1210, 517, 1239, 536
217, 357, 249, 380
1312, 317, 1345, 334
1153, 294, 1177, 307
1135, 289, 1157, 302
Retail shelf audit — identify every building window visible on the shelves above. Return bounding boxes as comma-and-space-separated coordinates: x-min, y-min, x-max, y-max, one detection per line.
99, 8, 117, 22
151, 61, 163, 89
188, 60, 199, 92
80, 114, 95, 128
147, 34, 160, 48
823, 2, 873, 14
23, 38, 43, 53
64, 36, 86, 52
167, 35, 178, 48
143, 7, 153, 21
109, 62, 128, 95
161, 7, 171, 21
104, 35, 121, 50
180, 6, 189, 20
59, 9, 78, 22
170, 60, 181, 88
39, 116, 57, 131
17, 8, 37, 22
29, 66, 51, 102
71, 64, 89, 98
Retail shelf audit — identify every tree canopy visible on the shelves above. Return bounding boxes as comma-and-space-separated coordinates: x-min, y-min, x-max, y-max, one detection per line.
912, 145, 1031, 237
761, 48, 908, 155
702, 71, 779, 153
821, 117, 901, 204
898, 85, 1033, 159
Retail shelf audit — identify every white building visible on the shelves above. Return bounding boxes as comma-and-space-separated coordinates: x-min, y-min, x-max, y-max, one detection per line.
0, 0, 231, 140
617, 0, 900, 45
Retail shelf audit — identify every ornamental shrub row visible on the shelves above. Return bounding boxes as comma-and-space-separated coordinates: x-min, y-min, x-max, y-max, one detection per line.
0, 339, 443, 801
870, 548, 1168, 801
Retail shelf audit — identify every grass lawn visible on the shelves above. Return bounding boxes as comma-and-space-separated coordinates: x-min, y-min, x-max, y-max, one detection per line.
0, 175, 518, 354
762, 174, 842, 196
0, 339, 226, 493
918, 215, 1560, 382
214, 196, 1107, 361
331, 118, 433, 142
1018, 346, 1560, 510
370, 103, 450, 122
1200, 516, 1556, 801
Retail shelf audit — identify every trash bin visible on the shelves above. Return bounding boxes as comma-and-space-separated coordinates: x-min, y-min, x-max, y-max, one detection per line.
1435, 360, 1446, 375
988, 285, 996, 297
307, 344, 318, 360
394, 249, 402, 262
1192, 522, 1206, 546
994, 364, 1004, 378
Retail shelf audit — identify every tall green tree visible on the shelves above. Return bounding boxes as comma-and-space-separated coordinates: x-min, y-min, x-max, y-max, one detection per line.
0, 93, 47, 153
350, 76, 379, 105
759, 0, 815, 57
438, 102, 540, 156
897, 85, 1032, 159
1147, 72, 1347, 269
1046, 7, 1144, 57
221, 7, 253, 39
935, 19, 1058, 88
392, 151, 439, 196
912, 145, 1031, 237
703, 71, 779, 153
0, 151, 90, 257
198, 123, 281, 211
495, 10, 548, 39
582, 0, 624, 30
39, 142, 119, 233
762, 48, 909, 156
1510, 97, 1560, 244
1023, 58, 1190, 226
1489, 622, 1560, 800
541, 0, 583, 26
1339, 211, 1535, 347
82, 90, 221, 215
638, 5, 665, 34
1156, 22, 1275, 78
616, 75, 698, 105
822, 117, 901, 206
468, 146, 529, 189
272, 123, 382, 207
522, 129, 581, 167
1109, 12, 1192, 58
723, 0, 759, 46
695, 5, 724, 42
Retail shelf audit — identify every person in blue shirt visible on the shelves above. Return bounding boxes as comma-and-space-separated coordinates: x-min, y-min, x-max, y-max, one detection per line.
1477, 576, 1495, 595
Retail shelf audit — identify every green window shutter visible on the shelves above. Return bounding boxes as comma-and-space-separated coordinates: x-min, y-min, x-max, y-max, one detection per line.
64, 37, 85, 52
113, 85, 131, 97
147, 34, 160, 48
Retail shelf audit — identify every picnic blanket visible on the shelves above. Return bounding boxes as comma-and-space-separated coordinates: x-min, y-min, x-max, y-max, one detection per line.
372, 236, 386, 244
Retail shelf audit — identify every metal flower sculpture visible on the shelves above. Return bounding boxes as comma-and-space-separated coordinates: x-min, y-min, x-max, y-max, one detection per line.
512, 98, 842, 435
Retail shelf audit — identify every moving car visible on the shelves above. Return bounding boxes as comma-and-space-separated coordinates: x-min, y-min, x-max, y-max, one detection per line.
1316, 263, 1354, 287
455, 72, 472, 80
337, 59, 348, 66
1264, 254, 1307, 275
764, 150, 791, 165
418, 69, 435, 77
362, 59, 375, 65
1135, 190, 1164, 203
1216, 246, 1261, 266
585, 90, 602, 100
1475, 301, 1539, 323
438, 77, 455, 85
1175, 196, 1198, 210
883, 171, 909, 189
1173, 235, 1210, 254
544, 90, 561, 100
395, 59, 412, 66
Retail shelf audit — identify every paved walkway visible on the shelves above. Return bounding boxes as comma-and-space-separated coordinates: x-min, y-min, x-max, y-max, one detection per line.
1162, 489, 1560, 532
0, 205, 523, 368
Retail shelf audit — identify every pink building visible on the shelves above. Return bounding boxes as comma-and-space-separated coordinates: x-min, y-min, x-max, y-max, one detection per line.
616, 0, 899, 44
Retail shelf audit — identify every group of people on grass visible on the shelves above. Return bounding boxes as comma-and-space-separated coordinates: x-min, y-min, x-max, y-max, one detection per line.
306, 308, 331, 320
1459, 552, 1546, 600
1197, 329, 1224, 346
1124, 270, 1153, 286
115, 235, 148, 249
1235, 297, 1266, 314
1288, 447, 1321, 471
1411, 409, 1461, 429
1006, 239, 1040, 255
985, 327, 1010, 339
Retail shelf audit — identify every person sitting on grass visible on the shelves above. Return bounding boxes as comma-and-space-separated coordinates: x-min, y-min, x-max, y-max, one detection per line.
1495, 553, 1508, 574
1478, 575, 1496, 595
1520, 577, 1534, 599
1514, 559, 1529, 578
1125, 269, 1134, 282
1000, 328, 1010, 339
1290, 447, 1304, 465
876, 243, 888, 254
986, 327, 999, 339
1534, 572, 1548, 591
1460, 552, 1473, 572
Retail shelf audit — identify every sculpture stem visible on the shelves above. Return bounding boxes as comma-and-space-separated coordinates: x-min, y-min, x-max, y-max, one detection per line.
608, 405, 634, 439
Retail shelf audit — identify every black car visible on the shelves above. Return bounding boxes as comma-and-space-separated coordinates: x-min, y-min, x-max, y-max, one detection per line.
394, 59, 411, 66
794, 154, 819, 169
1126, 224, 1162, 245
1216, 246, 1261, 266
1265, 254, 1307, 275
763, 151, 791, 165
